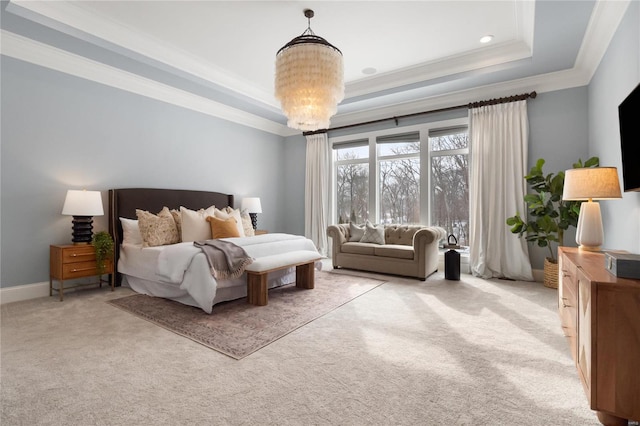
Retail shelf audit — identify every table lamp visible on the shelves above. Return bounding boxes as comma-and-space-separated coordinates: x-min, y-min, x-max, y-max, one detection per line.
62, 190, 104, 244
241, 197, 262, 230
562, 167, 621, 251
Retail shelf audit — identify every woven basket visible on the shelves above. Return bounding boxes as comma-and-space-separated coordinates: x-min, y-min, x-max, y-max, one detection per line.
544, 258, 559, 289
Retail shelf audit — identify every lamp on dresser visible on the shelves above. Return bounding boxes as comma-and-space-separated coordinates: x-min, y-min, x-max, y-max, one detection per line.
241, 197, 262, 230
562, 167, 621, 251
61, 189, 104, 244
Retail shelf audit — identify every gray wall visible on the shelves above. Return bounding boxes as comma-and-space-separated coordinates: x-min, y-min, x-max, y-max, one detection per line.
1, 57, 286, 288
587, 0, 640, 254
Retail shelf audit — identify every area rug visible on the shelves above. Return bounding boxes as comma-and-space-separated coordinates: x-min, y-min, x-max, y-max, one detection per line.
108, 271, 385, 359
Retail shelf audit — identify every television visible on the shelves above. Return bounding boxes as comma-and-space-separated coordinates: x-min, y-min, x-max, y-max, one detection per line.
618, 82, 640, 192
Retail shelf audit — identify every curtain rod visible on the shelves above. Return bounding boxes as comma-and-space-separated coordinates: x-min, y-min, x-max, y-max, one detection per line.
302, 91, 537, 136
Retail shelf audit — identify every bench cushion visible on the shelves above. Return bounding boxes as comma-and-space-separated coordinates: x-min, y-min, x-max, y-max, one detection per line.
245, 250, 321, 273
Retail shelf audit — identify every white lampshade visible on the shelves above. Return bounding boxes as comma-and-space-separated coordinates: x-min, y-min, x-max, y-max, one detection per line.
241, 197, 262, 214
562, 167, 621, 251
562, 167, 622, 200
275, 9, 344, 131
62, 190, 104, 216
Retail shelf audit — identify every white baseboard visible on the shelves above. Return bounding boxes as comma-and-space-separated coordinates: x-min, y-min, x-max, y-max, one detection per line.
0, 281, 50, 305
532, 268, 544, 283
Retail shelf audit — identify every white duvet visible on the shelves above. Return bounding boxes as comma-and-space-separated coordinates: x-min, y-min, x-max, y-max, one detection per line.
118, 233, 321, 313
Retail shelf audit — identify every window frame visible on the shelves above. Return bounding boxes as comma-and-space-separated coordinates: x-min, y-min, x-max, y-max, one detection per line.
330, 118, 469, 229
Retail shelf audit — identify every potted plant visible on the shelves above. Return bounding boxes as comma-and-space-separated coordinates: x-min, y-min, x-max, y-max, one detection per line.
92, 231, 114, 275
506, 156, 599, 288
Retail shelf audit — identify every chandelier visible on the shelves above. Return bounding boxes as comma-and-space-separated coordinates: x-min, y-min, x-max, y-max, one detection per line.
275, 9, 344, 131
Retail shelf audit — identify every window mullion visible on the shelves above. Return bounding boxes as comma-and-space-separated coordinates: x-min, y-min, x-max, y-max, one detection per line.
369, 135, 378, 224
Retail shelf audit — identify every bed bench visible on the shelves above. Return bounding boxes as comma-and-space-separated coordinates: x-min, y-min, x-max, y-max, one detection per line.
245, 250, 322, 306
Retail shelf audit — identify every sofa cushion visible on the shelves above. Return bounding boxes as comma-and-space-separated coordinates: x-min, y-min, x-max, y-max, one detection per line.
374, 244, 415, 259
341, 242, 376, 255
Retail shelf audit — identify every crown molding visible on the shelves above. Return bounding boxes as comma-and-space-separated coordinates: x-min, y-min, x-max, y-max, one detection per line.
346, 40, 532, 99
331, 67, 590, 129
6, 0, 279, 108
574, 0, 631, 82
0, 30, 290, 137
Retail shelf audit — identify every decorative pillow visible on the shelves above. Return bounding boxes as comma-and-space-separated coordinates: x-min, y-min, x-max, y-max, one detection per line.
180, 205, 216, 242
136, 207, 180, 247
240, 209, 255, 237
215, 207, 246, 238
349, 222, 365, 242
360, 221, 385, 245
120, 217, 143, 246
206, 216, 240, 239
170, 209, 182, 239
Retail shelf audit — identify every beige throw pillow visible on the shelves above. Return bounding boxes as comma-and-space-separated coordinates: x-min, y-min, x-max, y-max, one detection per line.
180, 205, 216, 242
349, 222, 365, 242
360, 220, 385, 245
136, 207, 180, 247
235, 208, 255, 237
214, 207, 245, 237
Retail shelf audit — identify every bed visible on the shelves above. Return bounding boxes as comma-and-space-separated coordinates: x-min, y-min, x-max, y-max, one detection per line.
108, 188, 321, 313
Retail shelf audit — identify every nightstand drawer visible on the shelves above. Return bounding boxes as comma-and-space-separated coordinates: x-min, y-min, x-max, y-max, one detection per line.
62, 246, 96, 263
61, 260, 112, 279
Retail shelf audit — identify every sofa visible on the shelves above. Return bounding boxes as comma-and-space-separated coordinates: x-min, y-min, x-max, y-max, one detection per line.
326, 223, 447, 280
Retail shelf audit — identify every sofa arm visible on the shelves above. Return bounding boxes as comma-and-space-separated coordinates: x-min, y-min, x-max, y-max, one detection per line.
327, 224, 349, 267
413, 227, 447, 277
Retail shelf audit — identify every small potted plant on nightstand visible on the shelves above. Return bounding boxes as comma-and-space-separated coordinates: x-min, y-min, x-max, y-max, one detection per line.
92, 231, 114, 275
506, 156, 599, 288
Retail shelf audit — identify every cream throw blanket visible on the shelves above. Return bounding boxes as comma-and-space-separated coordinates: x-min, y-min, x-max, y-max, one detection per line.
193, 240, 253, 280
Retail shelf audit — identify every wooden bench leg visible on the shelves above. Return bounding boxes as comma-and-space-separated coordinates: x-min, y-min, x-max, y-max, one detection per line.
296, 262, 315, 289
247, 273, 268, 306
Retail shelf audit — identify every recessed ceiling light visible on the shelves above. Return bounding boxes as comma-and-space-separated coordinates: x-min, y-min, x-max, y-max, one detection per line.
480, 35, 494, 44
362, 67, 377, 75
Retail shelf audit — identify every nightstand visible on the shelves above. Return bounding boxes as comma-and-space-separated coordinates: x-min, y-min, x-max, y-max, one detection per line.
255, 230, 268, 235
49, 244, 114, 301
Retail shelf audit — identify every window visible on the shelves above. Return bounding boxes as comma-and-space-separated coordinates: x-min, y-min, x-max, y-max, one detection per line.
377, 133, 420, 224
429, 127, 469, 246
334, 140, 369, 224
331, 120, 469, 247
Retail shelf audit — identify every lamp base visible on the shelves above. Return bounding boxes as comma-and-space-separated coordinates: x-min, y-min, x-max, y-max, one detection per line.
71, 216, 94, 244
578, 245, 601, 252
575, 201, 604, 252
249, 213, 258, 230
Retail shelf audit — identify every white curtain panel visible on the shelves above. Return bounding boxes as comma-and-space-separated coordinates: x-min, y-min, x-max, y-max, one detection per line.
305, 133, 330, 256
469, 100, 533, 280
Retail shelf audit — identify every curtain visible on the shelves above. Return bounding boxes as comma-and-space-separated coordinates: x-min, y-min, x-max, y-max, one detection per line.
469, 100, 533, 280
305, 132, 330, 256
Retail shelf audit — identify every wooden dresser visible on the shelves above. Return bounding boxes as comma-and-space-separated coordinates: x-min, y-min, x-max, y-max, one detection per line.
558, 247, 640, 425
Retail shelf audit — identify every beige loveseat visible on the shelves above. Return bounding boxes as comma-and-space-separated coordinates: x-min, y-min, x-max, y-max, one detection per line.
327, 224, 447, 280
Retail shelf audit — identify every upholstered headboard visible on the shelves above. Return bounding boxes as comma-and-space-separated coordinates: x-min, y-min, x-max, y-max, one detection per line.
108, 188, 234, 285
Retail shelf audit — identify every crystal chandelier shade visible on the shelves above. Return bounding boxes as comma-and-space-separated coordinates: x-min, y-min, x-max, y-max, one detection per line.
275, 10, 344, 131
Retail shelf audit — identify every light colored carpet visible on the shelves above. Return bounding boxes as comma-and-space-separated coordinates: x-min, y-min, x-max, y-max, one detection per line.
1, 269, 603, 425
108, 272, 385, 359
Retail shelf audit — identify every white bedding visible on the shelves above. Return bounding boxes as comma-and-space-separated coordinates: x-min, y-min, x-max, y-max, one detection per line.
118, 233, 322, 313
